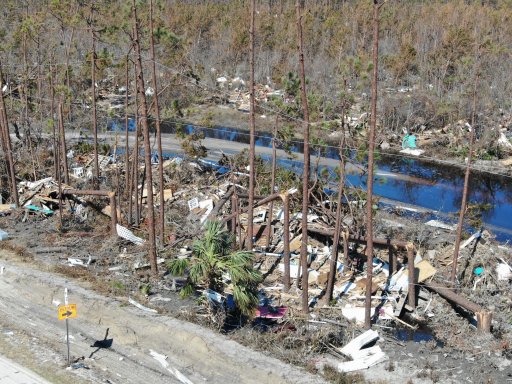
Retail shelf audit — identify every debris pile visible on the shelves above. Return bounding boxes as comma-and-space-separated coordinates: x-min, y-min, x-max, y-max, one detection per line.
0, 143, 511, 381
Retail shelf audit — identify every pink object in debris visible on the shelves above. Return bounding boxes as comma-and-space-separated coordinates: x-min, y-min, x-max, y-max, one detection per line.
255, 306, 287, 319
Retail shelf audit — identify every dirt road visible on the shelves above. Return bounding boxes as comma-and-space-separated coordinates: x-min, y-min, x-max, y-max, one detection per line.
0, 251, 322, 384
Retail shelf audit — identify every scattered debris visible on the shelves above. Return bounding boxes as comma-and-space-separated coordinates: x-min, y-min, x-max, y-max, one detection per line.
0, 229, 8, 241
149, 349, 194, 384
128, 298, 158, 314
117, 224, 145, 246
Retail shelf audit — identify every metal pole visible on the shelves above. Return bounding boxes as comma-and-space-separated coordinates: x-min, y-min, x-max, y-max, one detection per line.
66, 318, 70, 366
64, 288, 70, 366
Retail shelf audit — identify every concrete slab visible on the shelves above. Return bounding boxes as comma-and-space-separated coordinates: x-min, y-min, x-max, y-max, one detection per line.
0, 355, 51, 384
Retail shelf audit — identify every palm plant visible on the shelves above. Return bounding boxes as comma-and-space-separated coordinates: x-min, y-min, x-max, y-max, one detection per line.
167, 221, 261, 317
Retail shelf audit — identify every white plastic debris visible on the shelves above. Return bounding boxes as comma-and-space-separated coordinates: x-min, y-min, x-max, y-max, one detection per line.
496, 263, 512, 281
0, 229, 8, 241
67, 255, 92, 267
149, 349, 194, 384
199, 199, 214, 223
116, 224, 145, 246
187, 197, 199, 211
425, 220, 456, 231
128, 297, 157, 313
333, 329, 388, 372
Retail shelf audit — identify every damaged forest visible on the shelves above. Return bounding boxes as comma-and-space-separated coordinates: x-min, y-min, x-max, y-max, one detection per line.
0, 1, 512, 383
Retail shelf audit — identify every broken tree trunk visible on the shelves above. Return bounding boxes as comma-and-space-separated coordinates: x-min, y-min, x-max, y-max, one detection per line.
132, 0, 158, 279
296, 0, 311, 314
149, 0, 165, 245
283, 192, 291, 292
423, 281, 492, 332
0, 61, 19, 207
132, 61, 140, 226
451, 77, 478, 284
266, 116, 279, 250
90, 12, 99, 188
307, 227, 408, 251
231, 194, 237, 238
247, 0, 256, 252
323, 122, 347, 305
365, 0, 382, 329
208, 186, 234, 219
124, 55, 131, 226
62, 189, 118, 236
343, 229, 350, 269
58, 100, 69, 185
407, 243, 416, 310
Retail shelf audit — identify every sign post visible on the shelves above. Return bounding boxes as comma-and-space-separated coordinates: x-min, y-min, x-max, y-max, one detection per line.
58, 288, 77, 366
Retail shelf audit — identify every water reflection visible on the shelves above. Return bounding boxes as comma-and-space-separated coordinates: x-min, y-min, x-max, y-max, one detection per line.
109, 119, 512, 241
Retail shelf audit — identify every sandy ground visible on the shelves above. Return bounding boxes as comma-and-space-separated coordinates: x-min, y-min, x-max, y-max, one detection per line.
0, 250, 323, 384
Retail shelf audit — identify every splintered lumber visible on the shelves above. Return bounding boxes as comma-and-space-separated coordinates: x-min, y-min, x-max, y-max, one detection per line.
423, 281, 492, 332
307, 227, 409, 249
62, 188, 117, 235
208, 186, 234, 219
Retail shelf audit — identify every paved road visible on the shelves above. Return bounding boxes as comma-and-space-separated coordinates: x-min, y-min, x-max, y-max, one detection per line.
0, 355, 51, 384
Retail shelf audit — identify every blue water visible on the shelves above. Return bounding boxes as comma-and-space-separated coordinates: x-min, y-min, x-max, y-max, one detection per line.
110, 120, 512, 242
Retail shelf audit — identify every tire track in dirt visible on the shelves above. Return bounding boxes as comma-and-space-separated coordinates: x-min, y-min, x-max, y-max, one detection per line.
0, 252, 324, 383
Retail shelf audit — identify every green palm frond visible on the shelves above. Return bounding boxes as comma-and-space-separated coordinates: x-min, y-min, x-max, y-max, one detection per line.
179, 283, 195, 298
166, 258, 189, 276
188, 261, 207, 285
232, 285, 259, 317
229, 250, 254, 266
172, 220, 261, 316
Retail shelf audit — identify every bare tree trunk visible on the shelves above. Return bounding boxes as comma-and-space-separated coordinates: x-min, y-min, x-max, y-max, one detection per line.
283, 192, 291, 291
364, 0, 382, 329
0, 61, 19, 207
296, 0, 311, 314
58, 99, 69, 185
50, 61, 58, 180
323, 126, 346, 304
56, 126, 63, 232
132, 0, 158, 279
90, 13, 99, 188
236, 194, 242, 249
407, 243, 416, 309
247, 0, 256, 251
36, 39, 43, 129
451, 78, 478, 283
22, 29, 29, 131
125, 56, 131, 225
22, 25, 36, 181
149, 0, 165, 245
65, 29, 75, 122
132, 60, 140, 226
266, 116, 278, 250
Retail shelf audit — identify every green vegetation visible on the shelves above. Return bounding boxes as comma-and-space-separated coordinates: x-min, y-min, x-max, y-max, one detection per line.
167, 221, 261, 317
1, 0, 510, 143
